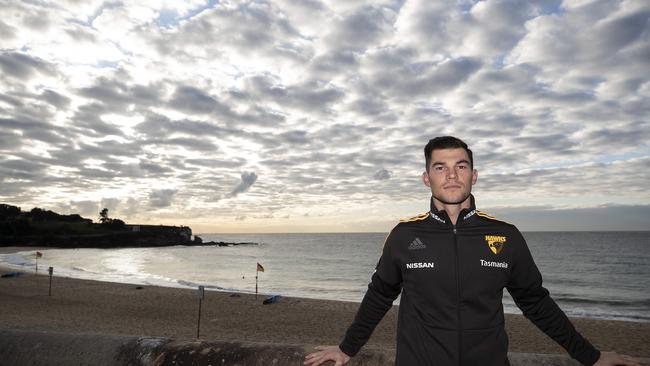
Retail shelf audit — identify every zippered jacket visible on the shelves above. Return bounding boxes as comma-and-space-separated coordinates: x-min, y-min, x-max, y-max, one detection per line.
339, 195, 600, 366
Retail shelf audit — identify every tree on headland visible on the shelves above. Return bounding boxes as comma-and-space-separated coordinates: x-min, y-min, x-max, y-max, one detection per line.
99, 208, 125, 229
99, 208, 109, 223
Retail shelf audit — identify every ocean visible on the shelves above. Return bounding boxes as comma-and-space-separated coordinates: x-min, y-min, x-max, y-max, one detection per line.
1, 232, 648, 322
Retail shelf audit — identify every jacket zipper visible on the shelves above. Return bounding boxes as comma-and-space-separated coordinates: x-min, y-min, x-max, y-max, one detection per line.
453, 224, 462, 366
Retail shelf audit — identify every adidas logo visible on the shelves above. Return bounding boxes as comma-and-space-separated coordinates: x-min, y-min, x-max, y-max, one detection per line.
408, 237, 426, 250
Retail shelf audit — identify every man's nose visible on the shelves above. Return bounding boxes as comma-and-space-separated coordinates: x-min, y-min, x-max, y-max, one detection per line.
447, 169, 457, 179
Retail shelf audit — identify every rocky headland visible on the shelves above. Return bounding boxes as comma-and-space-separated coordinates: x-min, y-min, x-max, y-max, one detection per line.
0, 204, 255, 248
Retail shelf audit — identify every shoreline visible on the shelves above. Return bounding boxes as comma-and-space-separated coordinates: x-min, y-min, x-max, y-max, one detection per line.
1, 246, 648, 324
1, 247, 649, 358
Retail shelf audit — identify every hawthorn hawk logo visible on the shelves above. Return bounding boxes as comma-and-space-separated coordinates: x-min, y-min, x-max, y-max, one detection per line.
485, 235, 506, 255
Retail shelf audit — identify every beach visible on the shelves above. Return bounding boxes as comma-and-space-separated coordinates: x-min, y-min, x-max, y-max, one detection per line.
1, 247, 648, 360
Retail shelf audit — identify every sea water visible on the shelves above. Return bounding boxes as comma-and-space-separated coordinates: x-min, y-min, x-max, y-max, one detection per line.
1, 232, 648, 322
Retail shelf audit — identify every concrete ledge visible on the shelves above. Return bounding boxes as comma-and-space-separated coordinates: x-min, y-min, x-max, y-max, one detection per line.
1, 328, 647, 366
0, 328, 392, 366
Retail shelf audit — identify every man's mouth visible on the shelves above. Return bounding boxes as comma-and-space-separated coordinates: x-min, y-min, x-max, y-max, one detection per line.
444, 185, 462, 189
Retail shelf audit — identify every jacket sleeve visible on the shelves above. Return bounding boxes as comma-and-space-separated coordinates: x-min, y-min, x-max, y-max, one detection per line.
338, 229, 402, 357
506, 229, 600, 366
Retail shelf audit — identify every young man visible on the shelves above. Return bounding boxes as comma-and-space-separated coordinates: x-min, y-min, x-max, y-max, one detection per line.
304, 137, 641, 366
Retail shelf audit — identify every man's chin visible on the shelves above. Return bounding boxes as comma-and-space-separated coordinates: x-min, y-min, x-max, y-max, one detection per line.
434, 193, 470, 206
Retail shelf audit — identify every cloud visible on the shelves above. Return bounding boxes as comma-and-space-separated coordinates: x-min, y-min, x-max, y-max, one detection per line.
100, 198, 120, 212
69, 200, 100, 219
184, 157, 246, 169
475, 157, 650, 199
0, 157, 49, 180
244, 75, 345, 112
41, 89, 71, 109
120, 197, 141, 219
76, 76, 165, 109
0, 52, 56, 79
508, 2, 649, 66
169, 86, 229, 115
360, 50, 483, 100
374, 168, 392, 180
143, 137, 218, 152
0, 20, 17, 40
135, 113, 239, 138
149, 189, 178, 208
324, 4, 396, 51
71, 103, 126, 137
460, 0, 541, 58
229, 172, 258, 197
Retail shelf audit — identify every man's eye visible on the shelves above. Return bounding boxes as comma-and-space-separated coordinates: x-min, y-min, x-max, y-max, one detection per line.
434, 166, 444, 171
457, 165, 467, 169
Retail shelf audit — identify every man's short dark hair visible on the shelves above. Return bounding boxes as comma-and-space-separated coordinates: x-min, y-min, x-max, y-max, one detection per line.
424, 136, 473, 171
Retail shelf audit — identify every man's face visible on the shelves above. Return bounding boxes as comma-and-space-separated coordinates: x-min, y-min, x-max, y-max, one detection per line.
422, 148, 478, 207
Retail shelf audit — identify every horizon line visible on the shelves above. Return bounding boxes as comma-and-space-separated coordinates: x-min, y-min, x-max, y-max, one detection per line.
194, 230, 650, 235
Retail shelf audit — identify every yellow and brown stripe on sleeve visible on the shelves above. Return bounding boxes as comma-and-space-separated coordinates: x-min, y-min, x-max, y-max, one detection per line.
476, 210, 497, 220
399, 212, 431, 223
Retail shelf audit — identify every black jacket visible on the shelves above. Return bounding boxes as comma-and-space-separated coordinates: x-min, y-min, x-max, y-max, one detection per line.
339, 196, 600, 366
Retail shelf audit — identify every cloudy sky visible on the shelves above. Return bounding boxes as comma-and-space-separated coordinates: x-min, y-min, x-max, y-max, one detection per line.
1, 0, 649, 233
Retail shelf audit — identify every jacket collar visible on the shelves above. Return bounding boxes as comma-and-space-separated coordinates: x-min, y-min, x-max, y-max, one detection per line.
429, 194, 477, 225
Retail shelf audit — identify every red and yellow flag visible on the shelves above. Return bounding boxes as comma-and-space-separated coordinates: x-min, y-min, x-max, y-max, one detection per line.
256, 262, 265, 272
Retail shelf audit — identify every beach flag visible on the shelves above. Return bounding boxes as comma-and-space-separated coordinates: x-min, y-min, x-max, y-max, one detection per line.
255, 262, 265, 300
35, 251, 42, 273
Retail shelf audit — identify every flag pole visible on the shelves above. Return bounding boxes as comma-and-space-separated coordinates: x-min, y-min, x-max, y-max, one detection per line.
255, 262, 264, 301
35, 251, 41, 273
48, 267, 53, 296
196, 286, 204, 338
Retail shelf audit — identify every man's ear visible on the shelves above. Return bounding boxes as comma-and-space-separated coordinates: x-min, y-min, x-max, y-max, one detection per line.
422, 171, 431, 187
471, 169, 478, 185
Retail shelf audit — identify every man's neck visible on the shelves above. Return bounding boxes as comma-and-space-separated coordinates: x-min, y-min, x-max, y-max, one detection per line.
432, 197, 472, 226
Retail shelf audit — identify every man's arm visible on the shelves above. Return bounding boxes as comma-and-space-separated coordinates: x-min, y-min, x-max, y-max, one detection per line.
304, 230, 402, 365
506, 229, 601, 366
338, 269, 402, 356
506, 233, 644, 366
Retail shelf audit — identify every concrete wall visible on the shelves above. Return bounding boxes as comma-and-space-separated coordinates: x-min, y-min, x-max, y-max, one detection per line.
0, 329, 391, 366
1, 328, 646, 366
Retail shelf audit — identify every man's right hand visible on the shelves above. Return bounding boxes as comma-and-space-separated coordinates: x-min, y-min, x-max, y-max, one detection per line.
304, 345, 351, 366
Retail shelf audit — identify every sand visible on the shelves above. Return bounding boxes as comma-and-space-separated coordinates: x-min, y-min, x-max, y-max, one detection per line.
0, 247, 648, 359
